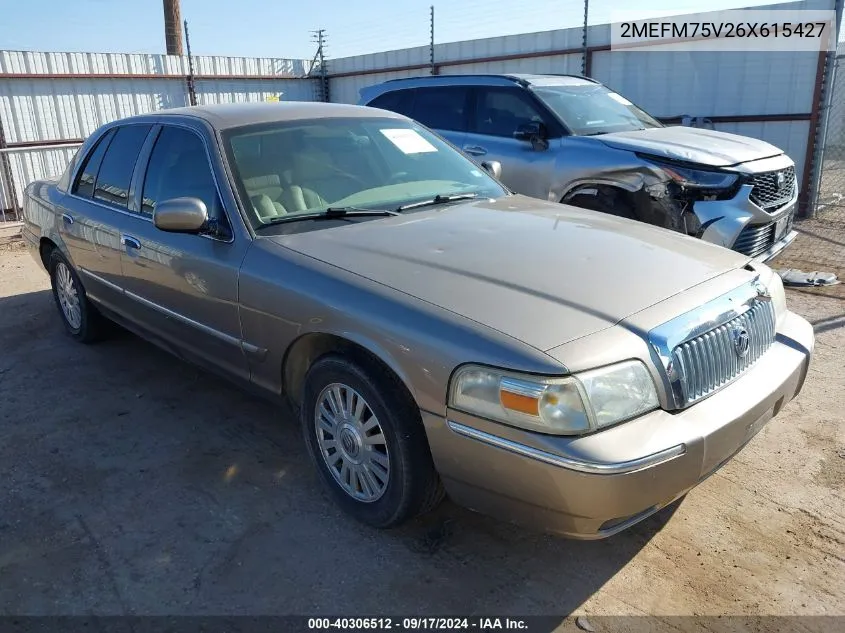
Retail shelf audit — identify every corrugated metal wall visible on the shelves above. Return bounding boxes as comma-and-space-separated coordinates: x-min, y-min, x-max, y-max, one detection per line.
0, 0, 835, 214
0, 50, 316, 211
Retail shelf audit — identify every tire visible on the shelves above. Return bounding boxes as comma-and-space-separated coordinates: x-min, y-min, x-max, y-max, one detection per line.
301, 355, 445, 528
564, 187, 637, 220
48, 249, 107, 343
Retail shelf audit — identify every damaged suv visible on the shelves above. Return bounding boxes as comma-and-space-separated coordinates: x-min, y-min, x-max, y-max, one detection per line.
359, 74, 798, 261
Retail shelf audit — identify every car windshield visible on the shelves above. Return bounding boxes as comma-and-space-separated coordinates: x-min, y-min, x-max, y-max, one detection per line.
532, 84, 662, 136
223, 117, 508, 229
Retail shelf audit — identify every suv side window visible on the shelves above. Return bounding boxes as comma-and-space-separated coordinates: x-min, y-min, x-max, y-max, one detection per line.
93, 124, 152, 207
368, 89, 415, 117
141, 126, 229, 234
410, 87, 468, 132
474, 88, 548, 138
72, 129, 116, 198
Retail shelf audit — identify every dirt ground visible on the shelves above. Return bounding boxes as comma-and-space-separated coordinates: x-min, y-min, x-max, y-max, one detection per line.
0, 231, 843, 627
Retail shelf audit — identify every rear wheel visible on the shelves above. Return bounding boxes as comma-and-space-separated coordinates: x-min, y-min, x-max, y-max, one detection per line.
301, 355, 444, 528
48, 250, 107, 343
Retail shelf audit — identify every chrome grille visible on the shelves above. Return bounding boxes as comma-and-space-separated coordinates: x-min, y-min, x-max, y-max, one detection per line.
733, 222, 776, 258
733, 210, 794, 258
748, 166, 796, 211
671, 300, 776, 405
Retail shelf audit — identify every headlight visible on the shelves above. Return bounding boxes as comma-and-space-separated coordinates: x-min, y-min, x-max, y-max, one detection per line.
641, 155, 738, 190
449, 360, 659, 435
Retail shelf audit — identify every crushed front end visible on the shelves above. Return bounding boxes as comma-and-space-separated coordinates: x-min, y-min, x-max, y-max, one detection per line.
634, 153, 798, 262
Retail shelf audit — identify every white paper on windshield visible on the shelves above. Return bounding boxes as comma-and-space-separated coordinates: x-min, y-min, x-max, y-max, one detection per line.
380, 128, 438, 154
608, 93, 633, 106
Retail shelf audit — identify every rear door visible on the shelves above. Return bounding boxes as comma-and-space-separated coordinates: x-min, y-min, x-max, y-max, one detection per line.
114, 122, 250, 381
59, 124, 152, 310
465, 86, 559, 199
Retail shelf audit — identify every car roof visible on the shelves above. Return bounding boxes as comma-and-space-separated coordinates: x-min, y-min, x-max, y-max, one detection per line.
358, 73, 598, 102
120, 102, 406, 130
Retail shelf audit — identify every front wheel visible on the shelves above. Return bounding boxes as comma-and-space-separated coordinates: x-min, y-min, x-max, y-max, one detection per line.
563, 187, 637, 220
301, 355, 444, 528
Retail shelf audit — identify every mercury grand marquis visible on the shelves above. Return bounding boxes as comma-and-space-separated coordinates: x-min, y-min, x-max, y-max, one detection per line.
22, 102, 814, 538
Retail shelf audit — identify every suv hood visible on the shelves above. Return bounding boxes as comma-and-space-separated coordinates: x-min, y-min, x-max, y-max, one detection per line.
597, 126, 783, 167
272, 196, 749, 351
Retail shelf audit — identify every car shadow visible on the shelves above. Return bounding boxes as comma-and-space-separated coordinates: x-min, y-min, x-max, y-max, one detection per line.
0, 289, 679, 619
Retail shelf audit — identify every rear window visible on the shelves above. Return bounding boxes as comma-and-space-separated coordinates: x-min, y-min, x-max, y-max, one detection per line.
368, 90, 415, 117
72, 129, 115, 199
93, 124, 152, 208
409, 86, 468, 133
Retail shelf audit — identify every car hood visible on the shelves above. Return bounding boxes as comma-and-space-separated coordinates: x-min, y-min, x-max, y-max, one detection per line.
272, 196, 749, 351
597, 126, 783, 167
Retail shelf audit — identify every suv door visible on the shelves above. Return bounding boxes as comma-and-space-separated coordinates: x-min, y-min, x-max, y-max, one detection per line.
466, 87, 559, 200
406, 86, 469, 150
60, 124, 151, 309
115, 122, 250, 381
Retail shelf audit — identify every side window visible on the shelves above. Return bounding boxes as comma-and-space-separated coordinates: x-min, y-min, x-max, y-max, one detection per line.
368, 90, 415, 117
93, 125, 152, 207
72, 129, 115, 198
141, 126, 226, 229
474, 88, 547, 138
410, 87, 468, 132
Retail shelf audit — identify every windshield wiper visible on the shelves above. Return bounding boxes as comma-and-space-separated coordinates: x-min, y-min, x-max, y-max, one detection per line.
260, 207, 399, 227
396, 192, 478, 211
325, 206, 400, 217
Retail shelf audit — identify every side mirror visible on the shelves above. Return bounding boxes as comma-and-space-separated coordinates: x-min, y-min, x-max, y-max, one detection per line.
481, 160, 502, 180
513, 122, 548, 151
153, 197, 209, 233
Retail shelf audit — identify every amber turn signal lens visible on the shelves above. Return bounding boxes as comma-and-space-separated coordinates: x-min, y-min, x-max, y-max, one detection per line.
499, 389, 540, 416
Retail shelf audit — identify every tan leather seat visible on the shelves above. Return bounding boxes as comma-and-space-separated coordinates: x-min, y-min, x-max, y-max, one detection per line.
279, 185, 327, 212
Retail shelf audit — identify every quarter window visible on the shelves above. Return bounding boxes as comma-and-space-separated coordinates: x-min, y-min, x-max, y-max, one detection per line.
410, 87, 468, 132
141, 126, 225, 228
72, 129, 115, 199
93, 124, 152, 207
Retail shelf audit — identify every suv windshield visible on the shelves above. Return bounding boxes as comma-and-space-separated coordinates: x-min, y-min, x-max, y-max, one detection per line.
532, 84, 662, 136
223, 117, 508, 229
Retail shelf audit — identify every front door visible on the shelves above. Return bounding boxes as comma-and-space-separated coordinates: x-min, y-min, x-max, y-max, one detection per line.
115, 123, 250, 382
465, 87, 558, 200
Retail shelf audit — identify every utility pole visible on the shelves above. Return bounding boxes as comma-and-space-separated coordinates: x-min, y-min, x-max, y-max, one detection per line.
184, 19, 197, 106
311, 29, 329, 102
581, 0, 589, 76
163, 0, 184, 55
430, 6, 437, 75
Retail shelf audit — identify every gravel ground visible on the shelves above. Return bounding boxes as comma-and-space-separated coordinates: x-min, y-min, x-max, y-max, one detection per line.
0, 240, 843, 627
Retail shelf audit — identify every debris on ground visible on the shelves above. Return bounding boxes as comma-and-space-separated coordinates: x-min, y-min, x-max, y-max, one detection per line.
777, 269, 840, 287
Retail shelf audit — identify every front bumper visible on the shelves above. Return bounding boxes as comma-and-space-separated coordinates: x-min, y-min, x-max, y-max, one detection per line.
423, 311, 813, 539
689, 183, 797, 263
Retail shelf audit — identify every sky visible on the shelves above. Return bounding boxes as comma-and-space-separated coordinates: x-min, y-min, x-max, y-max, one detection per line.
0, 0, 817, 61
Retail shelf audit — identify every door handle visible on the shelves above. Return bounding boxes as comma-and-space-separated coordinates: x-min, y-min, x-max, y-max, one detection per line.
121, 235, 141, 250
61, 213, 74, 225
462, 145, 487, 156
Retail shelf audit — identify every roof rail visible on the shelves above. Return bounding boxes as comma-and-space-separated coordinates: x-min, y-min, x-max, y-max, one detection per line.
381, 73, 598, 86
382, 73, 524, 85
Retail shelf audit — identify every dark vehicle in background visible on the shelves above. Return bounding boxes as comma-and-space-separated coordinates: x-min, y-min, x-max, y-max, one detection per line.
359, 74, 798, 262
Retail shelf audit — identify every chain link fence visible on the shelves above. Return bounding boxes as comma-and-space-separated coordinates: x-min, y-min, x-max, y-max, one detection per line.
815, 52, 845, 213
